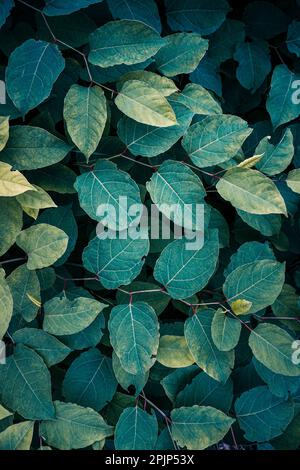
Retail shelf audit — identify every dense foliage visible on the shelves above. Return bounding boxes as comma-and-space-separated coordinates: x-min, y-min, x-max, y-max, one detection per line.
0, 0, 300, 451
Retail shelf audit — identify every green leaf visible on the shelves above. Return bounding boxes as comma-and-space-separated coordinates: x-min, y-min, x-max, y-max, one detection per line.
0, 405, 12, 421
225, 241, 276, 276
157, 335, 195, 368
40, 401, 113, 450
211, 309, 241, 351
112, 352, 148, 394
223, 259, 285, 314
0, 422, 34, 450
266, 65, 300, 129
237, 210, 281, 237
0, 116, 9, 150
235, 386, 294, 442
118, 70, 177, 96
234, 41, 271, 92
16, 224, 69, 270
74, 160, 142, 230
272, 284, 300, 331
107, 0, 161, 33
255, 129, 294, 176
209, 19, 245, 63
89, 19, 165, 67
29, 165, 76, 194
6, 39, 65, 114
216, 168, 287, 215
82, 233, 149, 289
63, 348, 117, 411
286, 169, 300, 194
43, 295, 107, 335
109, 302, 159, 375
155, 33, 208, 77
146, 160, 206, 230
176, 373, 233, 413
115, 407, 158, 450
7, 264, 41, 322
117, 95, 193, 157
0, 126, 71, 171
286, 20, 300, 57
182, 115, 251, 168
154, 230, 219, 300
0, 162, 35, 196
165, 0, 230, 35
0, 269, 13, 340
185, 310, 234, 383
16, 185, 57, 211
60, 315, 105, 351
0, 0, 14, 30
115, 80, 177, 127
0, 344, 54, 420
253, 358, 300, 399
12, 328, 71, 367
43, 0, 102, 16
64, 85, 107, 160
0, 198, 22, 256
177, 83, 222, 115
171, 405, 234, 450
249, 323, 300, 377
230, 299, 252, 316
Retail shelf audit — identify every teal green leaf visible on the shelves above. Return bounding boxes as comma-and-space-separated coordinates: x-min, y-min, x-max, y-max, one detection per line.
157, 335, 194, 368
211, 309, 241, 351
43, 0, 102, 16
155, 33, 208, 77
286, 169, 300, 194
0, 422, 34, 450
117, 96, 193, 157
112, 352, 148, 394
154, 230, 219, 300
0, 405, 12, 421
6, 39, 65, 115
16, 224, 68, 270
16, 185, 57, 212
272, 284, 300, 331
146, 160, 206, 230
115, 407, 158, 450
182, 115, 251, 168
177, 83, 222, 115
74, 160, 142, 230
43, 295, 107, 335
171, 405, 234, 450
7, 264, 41, 322
249, 323, 300, 377
63, 348, 117, 411
253, 358, 300, 399
225, 241, 275, 277
0, 269, 13, 340
223, 259, 285, 314
115, 80, 177, 127
89, 19, 165, 67
266, 65, 300, 129
235, 386, 294, 442
0, 126, 71, 171
176, 372, 233, 413
109, 302, 159, 375
82, 233, 149, 289
255, 129, 294, 176
12, 328, 71, 367
286, 20, 300, 57
161, 366, 199, 403
234, 41, 271, 92
0, 344, 54, 420
29, 165, 76, 194
107, 0, 161, 33
60, 315, 105, 351
209, 19, 245, 63
237, 210, 281, 237
64, 85, 107, 160
185, 310, 234, 383
0, 0, 14, 29
216, 168, 287, 215
165, 0, 230, 35
0, 198, 22, 256
40, 401, 113, 450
